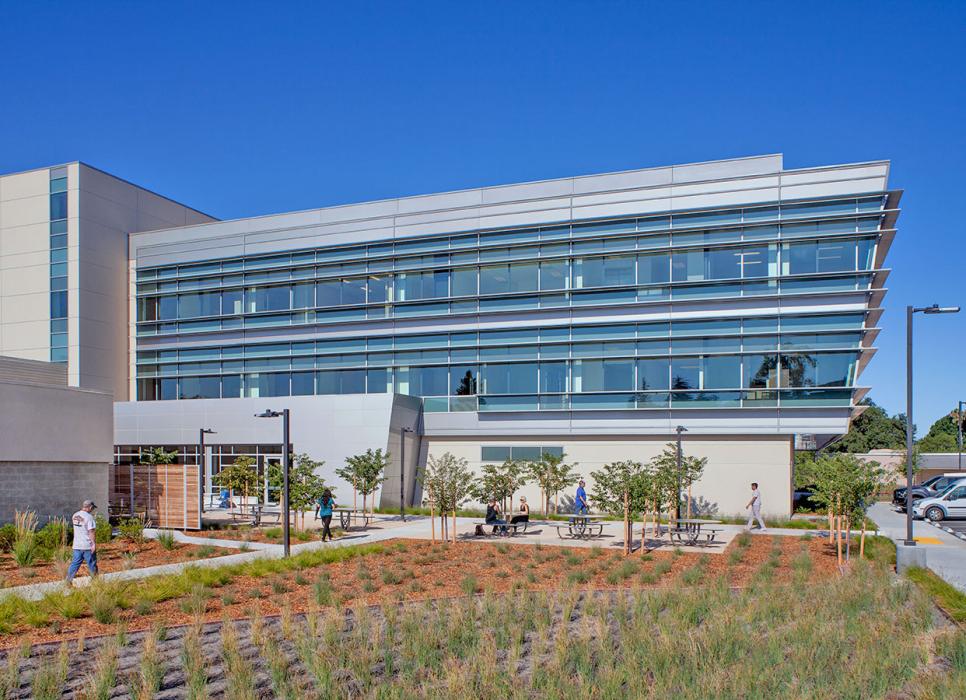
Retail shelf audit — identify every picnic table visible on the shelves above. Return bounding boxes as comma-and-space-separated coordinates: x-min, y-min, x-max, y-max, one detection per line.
668, 519, 723, 546
333, 508, 373, 531
556, 514, 605, 540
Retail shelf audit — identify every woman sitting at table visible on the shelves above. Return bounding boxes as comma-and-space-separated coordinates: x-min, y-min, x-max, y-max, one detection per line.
510, 496, 529, 525
485, 498, 508, 534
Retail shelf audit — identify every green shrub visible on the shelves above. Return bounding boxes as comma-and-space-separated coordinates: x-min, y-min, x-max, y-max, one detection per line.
381, 569, 401, 585
460, 575, 479, 595
118, 518, 146, 544
155, 531, 176, 550
0, 523, 16, 552
94, 515, 112, 544
264, 527, 282, 539
194, 545, 217, 558
313, 576, 333, 605
35, 519, 69, 552
567, 570, 591, 585
12, 537, 37, 567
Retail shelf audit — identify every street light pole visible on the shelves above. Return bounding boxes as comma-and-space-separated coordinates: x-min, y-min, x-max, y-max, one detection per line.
400, 427, 412, 521
256, 409, 291, 557
675, 425, 687, 521
199, 428, 215, 515
958, 400, 964, 471
904, 304, 960, 547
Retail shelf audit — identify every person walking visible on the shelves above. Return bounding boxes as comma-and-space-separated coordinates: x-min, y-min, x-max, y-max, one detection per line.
318, 489, 335, 541
746, 482, 766, 531
66, 500, 99, 584
575, 480, 589, 515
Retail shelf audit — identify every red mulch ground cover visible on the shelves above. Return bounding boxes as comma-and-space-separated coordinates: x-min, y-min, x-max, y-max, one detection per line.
0, 538, 238, 589
0, 535, 843, 649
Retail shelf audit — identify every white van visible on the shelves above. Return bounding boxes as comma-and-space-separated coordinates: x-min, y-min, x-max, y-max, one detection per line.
912, 478, 966, 521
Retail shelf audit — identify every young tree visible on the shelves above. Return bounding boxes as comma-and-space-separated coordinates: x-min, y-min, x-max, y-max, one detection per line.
646, 443, 688, 523
267, 454, 329, 530
472, 459, 527, 514
417, 452, 475, 544
590, 460, 649, 556
338, 449, 390, 518
139, 447, 178, 466
529, 452, 580, 514
808, 452, 884, 563
212, 456, 259, 517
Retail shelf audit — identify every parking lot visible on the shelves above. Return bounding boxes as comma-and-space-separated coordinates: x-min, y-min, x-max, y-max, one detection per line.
930, 518, 966, 541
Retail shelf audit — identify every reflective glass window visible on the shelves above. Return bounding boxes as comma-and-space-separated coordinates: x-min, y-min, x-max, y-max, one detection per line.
743, 354, 779, 388
483, 363, 538, 394
179, 375, 221, 399
451, 267, 477, 296
637, 253, 670, 285
316, 280, 341, 306
671, 357, 701, 390
158, 296, 178, 320
160, 378, 178, 401
574, 255, 635, 288
291, 372, 314, 395
703, 355, 740, 388
540, 260, 568, 290
574, 359, 634, 391
409, 366, 449, 396
220, 289, 242, 315
366, 368, 390, 393
480, 265, 510, 295
179, 292, 220, 318
247, 286, 290, 313
784, 240, 856, 274
539, 362, 567, 393
342, 277, 367, 305
481, 446, 512, 462
638, 358, 669, 390
781, 352, 855, 387
317, 369, 366, 394
292, 283, 314, 309
451, 365, 478, 395
50, 192, 67, 220
509, 262, 538, 293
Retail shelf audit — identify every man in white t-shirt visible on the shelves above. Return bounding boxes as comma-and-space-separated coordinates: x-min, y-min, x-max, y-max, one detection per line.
745, 483, 766, 532
66, 500, 99, 583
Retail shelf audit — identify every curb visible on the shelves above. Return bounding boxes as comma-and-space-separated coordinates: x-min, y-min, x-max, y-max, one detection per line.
925, 518, 966, 542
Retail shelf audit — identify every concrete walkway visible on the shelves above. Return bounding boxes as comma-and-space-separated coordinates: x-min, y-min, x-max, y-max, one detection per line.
0, 513, 821, 603
869, 501, 966, 593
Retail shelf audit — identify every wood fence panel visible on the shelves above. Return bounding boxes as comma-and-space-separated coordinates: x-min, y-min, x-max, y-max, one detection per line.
109, 463, 201, 530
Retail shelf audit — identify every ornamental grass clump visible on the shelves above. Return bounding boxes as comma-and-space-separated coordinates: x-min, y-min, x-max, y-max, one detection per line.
29, 643, 68, 700
129, 625, 165, 700
81, 637, 119, 700
155, 530, 176, 551
181, 624, 207, 700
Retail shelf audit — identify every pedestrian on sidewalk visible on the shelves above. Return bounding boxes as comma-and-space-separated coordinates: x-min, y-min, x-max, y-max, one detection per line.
66, 500, 99, 584
318, 489, 335, 541
746, 483, 767, 531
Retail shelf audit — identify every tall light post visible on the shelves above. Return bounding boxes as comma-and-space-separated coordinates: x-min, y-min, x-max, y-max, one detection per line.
904, 305, 960, 547
675, 425, 687, 521
199, 428, 216, 515
256, 409, 291, 557
958, 400, 965, 471
400, 427, 413, 521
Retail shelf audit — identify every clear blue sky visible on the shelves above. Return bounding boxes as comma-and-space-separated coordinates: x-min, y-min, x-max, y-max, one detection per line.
2, 1, 964, 434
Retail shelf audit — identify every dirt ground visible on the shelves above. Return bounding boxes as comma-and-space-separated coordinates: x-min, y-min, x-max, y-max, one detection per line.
0, 534, 838, 650
0, 539, 238, 589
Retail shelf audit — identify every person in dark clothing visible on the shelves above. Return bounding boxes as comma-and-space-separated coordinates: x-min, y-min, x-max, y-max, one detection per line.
485, 499, 507, 535
510, 496, 529, 525
318, 489, 335, 541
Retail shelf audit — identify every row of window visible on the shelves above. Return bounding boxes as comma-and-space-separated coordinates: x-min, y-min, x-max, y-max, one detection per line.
137, 238, 876, 321
49, 170, 68, 363
136, 195, 885, 283
135, 274, 875, 337
481, 446, 564, 462
137, 352, 858, 401
136, 217, 882, 297
137, 336, 864, 379
135, 313, 867, 364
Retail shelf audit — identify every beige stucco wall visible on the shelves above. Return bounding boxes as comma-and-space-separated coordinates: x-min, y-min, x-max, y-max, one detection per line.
423, 436, 794, 518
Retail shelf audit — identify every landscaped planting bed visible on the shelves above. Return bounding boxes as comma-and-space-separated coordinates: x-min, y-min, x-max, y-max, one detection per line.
4, 534, 831, 648
191, 523, 346, 545
0, 538, 237, 589
1, 536, 964, 698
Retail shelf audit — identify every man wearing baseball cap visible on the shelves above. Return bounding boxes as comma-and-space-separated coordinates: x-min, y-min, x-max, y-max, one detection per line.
66, 499, 99, 584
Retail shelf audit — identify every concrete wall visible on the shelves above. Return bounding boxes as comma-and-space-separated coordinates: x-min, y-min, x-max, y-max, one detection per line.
0, 356, 113, 523
422, 435, 794, 518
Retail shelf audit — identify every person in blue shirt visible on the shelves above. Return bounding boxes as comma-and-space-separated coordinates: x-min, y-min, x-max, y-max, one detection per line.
575, 480, 589, 514
318, 489, 335, 541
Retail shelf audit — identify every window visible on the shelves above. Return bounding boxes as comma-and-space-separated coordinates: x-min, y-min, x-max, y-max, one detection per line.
781, 352, 856, 387
540, 260, 569, 290
743, 355, 779, 388
366, 368, 390, 393
638, 358, 669, 390
573, 255, 635, 288
342, 277, 367, 305
50, 291, 68, 318
573, 359, 634, 391
539, 362, 567, 393
451, 268, 477, 296
408, 366, 449, 396
637, 253, 670, 285
673, 245, 776, 282
367, 275, 390, 302
451, 365, 478, 395
291, 372, 315, 395
292, 283, 314, 309
246, 286, 290, 313
396, 271, 449, 301
481, 445, 563, 462
50, 192, 67, 220
179, 375, 221, 399
479, 263, 537, 295
483, 363, 537, 394
179, 292, 220, 318
317, 369, 366, 394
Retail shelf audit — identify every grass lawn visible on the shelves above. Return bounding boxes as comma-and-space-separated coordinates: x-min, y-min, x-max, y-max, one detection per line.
0, 535, 964, 697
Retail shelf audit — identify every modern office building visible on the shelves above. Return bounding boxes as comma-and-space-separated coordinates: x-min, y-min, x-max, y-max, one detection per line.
1, 154, 896, 517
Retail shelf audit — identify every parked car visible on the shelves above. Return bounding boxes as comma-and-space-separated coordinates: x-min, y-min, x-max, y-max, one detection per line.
913, 481, 966, 521
893, 473, 966, 511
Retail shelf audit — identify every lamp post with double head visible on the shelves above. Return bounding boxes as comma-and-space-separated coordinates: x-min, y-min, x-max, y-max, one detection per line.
904, 305, 960, 547
256, 409, 291, 557
199, 428, 216, 515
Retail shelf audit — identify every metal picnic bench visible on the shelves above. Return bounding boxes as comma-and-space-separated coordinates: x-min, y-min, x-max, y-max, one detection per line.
474, 519, 531, 537
556, 514, 605, 540
333, 508, 373, 531
668, 519, 723, 546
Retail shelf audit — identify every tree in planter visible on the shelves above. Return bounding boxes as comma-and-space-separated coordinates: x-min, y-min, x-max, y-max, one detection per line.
212, 457, 259, 518
139, 447, 178, 466
472, 459, 527, 515
590, 460, 650, 556
808, 452, 884, 563
417, 452, 475, 544
338, 449, 389, 519
268, 454, 329, 531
